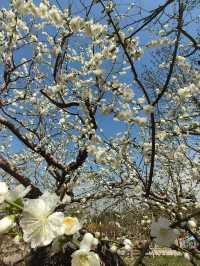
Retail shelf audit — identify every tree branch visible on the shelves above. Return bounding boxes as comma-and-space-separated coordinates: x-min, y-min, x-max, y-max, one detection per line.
0, 155, 41, 198
41, 90, 79, 109
0, 115, 68, 174
126, 0, 175, 40
153, 1, 184, 105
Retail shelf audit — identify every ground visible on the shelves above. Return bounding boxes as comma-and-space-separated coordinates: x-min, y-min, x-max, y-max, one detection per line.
125, 256, 199, 266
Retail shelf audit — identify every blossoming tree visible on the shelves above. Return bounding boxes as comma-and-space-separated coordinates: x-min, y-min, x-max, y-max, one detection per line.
0, 0, 200, 265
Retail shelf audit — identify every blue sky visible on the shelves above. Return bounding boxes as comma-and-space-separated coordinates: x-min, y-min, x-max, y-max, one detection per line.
1, 0, 198, 153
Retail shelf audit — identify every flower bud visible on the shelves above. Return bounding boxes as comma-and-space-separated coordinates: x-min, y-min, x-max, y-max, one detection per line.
95, 231, 100, 238
110, 244, 117, 253
14, 235, 21, 245
0, 215, 15, 234
184, 252, 191, 261
123, 239, 132, 247
188, 220, 197, 230
124, 244, 132, 251
80, 233, 95, 251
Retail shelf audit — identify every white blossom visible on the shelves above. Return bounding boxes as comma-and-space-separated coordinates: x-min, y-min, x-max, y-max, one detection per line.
143, 105, 154, 113
188, 220, 197, 230
71, 250, 100, 266
184, 252, 191, 261
63, 217, 81, 235
0, 215, 15, 234
71, 233, 100, 266
0, 183, 31, 205
20, 192, 64, 248
110, 244, 118, 253
70, 17, 82, 32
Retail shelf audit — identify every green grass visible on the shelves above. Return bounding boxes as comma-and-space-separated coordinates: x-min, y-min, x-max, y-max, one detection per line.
125, 256, 200, 266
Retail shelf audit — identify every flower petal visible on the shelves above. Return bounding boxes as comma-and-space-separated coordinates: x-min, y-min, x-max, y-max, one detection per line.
40, 191, 59, 213
48, 212, 65, 235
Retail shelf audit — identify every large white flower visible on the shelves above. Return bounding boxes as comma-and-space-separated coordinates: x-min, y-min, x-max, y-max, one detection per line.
20, 191, 64, 248
63, 216, 81, 235
150, 217, 179, 247
71, 250, 100, 266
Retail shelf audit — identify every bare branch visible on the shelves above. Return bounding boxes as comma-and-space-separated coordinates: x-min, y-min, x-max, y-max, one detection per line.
0, 155, 41, 198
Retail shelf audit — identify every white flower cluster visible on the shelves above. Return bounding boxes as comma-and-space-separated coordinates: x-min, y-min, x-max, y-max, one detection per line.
125, 37, 143, 60
109, 238, 133, 255
0, 182, 100, 266
12, 1, 64, 26
146, 38, 175, 48
12, 0, 106, 37
178, 83, 199, 98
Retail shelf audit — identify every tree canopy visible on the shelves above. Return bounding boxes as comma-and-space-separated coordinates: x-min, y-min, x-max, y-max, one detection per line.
0, 0, 200, 265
